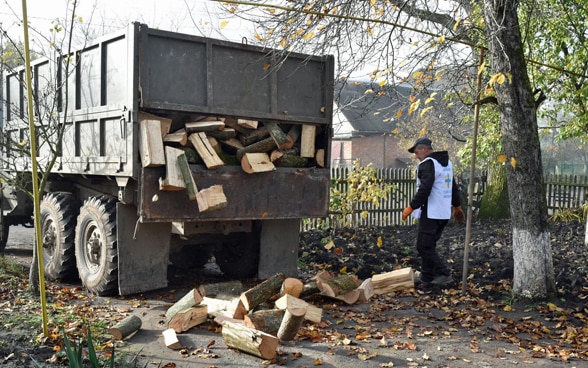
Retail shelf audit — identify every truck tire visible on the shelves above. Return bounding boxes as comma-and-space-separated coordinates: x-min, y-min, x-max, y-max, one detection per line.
75, 196, 118, 296
40, 193, 79, 280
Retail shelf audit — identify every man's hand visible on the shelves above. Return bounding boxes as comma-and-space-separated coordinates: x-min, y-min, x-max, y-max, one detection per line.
402, 206, 413, 221
453, 206, 465, 224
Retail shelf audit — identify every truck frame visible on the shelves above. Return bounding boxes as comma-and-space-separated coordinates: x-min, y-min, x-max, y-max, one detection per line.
1, 23, 334, 295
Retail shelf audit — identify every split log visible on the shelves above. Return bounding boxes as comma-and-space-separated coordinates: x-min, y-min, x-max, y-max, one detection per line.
243, 309, 285, 336
241, 152, 276, 174
139, 117, 166, 167
236, 137, 276, 161
219, 138, 244, 155
196, 185, 227, 212
372, 267, 415, 294
214, 315, 247, 326
277, 305, 307, 341
163, 128, 188, 146
356, 278, 375, 303
300, 124, 316, 158
168, 305, 208, 333
232, 299, 247, 320
239, 273, 285, 312
176, 152, 198, 200
165, 288, 204, 323
207, 136, 222, 155
108, 315, 142, 340
237, 119, 259, 129
315, 148, 325, 168
139, 111, 171, 137
240, 126, 270, 146
162, 328, 182, 349
188, 132, 225, 169
224, 117, 252, 136
282, 125, 301, 150
185, 120, 225, 133
199, 280, 244, 298
221, 321, 278, 360
207, 128, 237, 140
280, 278, 304, 298
264, 122, 290, 149
159, 146, 186, 191
275, 293, 322, 324
316, 274, 361, 298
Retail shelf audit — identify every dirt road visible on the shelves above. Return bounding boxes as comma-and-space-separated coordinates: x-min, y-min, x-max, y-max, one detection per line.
2, 224, 585, 368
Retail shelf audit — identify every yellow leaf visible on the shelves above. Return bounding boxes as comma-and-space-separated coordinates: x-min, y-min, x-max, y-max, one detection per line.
340, 266, 347, 274
453, 18, 462, 32
220, 20, 229, 29
408, 100, 421, 115
510, 157, 517, 169
263, 63, 271, 71
438, 35, 445, 43
419, 126, 428, 137
392, 128, 399, 135
497, 154, 507, 164
478, 61, 485, 76
267, 8, 275, 14
503, 305, 512, 311
425, 96, 436, 104
412, 71, 422, 80
314, 358, 324, 365
254, 34, 263, 41
364, 89, 374, 95
409, 95, 417, 103
377, 236, 383, 247
370, 0, 377, 6
420, 106, 433, 117
378, 80, 386, 87
324, 241, 334, 250
497, 73, 506, 84
303, 32, 315, 40
396, 109, 403, 119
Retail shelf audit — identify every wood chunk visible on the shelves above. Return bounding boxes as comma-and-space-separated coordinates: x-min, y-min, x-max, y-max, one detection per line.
316, 274, 361, 298
165, 288, 204, 323
176, 152, 198, 200
356, 278, 375, 303
207, 136, 222, 155
214, 315, 247, 325
221, 321, 278, 360
232, 299, 247, 320
224, 117, 252, 135
237, 119, 259, 129
236, 137, 276, 161
275, 293, 322, 324
207, 128, 237, 140
163, 128, 188, 146
139, 117, 166, 167
108, 315, 142, 340
241, 152, 276, 174
199, 280, 244, 298
371, 267, 415, 294
300, 124, 316, 158
282, 125, 301, 150
280, 278, 304, 298
185, 120, 225, 133
168, 305, 208, 333
162, 328, 182, 350
277, 305, 307, 341
177, 146, 201, 164
244, 309, 285, 336
239, 273, 285, 312
315, 148, 325, 167
264, 122, 290, 149
240, 126, 270, 146
273, 153, 308, 168
139, 111, 172, 137
220, 138, 244, 155
196, 185, 227, 212
159, 146, 186, 191
188, 132, 225, 169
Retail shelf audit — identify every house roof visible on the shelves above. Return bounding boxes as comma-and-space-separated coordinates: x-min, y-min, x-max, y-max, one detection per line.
333, 81, 414, 139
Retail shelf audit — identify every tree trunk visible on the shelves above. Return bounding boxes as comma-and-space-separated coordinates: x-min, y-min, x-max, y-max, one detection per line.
482, 0, 555, 299
478, 163, 510, 219
29, 239, 39, 295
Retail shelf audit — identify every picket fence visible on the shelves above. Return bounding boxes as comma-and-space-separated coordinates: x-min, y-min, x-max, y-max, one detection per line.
302, 169, 587, 230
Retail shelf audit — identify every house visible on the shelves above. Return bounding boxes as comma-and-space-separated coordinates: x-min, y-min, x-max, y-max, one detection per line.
331, 81, 417, 168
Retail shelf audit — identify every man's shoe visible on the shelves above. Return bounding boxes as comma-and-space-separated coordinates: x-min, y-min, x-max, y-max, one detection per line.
414, 272, 433, 285
431, 274, 453, 285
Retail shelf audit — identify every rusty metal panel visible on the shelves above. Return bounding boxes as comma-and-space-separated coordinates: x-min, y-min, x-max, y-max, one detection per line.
139, 166, 330, 222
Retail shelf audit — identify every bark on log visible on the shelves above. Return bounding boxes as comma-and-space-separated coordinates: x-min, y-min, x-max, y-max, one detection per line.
239, 273, 285, 312
282, 125, 301, 150
108, 315, 142, 340
207, 128, 237, 140
165, 288, 204, 322
299, 281, 320, 299
221, 321, 279, 360
224, 117, 252, 136
264, 122, 290, 149
243, 309, 285, 336
277, 305, 307, 341
219, 138, 244, 155
240, 126, 270, 146
316, 274, 361, 298
168, 305, 208, 333
371, 267, 415, 294
273, 153, 308, 168
199, 280, 244, 298
185, 120, 225, 133
236, 137, 277, 161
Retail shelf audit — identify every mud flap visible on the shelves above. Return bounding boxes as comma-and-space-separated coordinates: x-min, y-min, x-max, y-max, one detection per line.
117, 203, 171, 295
258, 219, 300, 279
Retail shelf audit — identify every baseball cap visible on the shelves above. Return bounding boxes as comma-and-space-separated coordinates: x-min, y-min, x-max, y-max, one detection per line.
408, 137, 432, 153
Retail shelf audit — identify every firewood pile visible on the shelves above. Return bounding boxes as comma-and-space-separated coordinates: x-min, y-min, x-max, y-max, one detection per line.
107, 268, 414, 360
138, 111, 326, 211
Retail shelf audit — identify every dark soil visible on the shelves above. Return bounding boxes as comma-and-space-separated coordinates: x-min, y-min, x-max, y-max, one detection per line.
1, 219, 588, 367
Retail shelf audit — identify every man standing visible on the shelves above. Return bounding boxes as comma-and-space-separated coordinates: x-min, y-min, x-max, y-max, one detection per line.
402, 137, 464, 286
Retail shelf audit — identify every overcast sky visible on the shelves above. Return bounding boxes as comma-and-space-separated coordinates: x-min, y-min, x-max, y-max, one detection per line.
1, 0, 254, 45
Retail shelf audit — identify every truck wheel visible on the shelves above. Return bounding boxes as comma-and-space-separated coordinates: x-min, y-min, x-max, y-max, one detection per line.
75, 196, 118, 296
40, 193, 79, 280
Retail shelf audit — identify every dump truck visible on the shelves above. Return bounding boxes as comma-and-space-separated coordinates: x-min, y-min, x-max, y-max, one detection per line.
0, 23, 334, 295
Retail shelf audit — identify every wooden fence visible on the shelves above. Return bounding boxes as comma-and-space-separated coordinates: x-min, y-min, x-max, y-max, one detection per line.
302, 169, 587, 230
